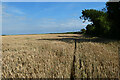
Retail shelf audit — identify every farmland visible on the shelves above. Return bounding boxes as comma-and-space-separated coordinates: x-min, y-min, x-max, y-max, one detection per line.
2, 34, 120, 78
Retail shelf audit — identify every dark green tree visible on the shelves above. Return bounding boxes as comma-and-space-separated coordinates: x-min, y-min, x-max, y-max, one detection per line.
106, 2, 120, 38
80, 9, 111, 36
85, 24, 95, 35
80, 28, 86, 33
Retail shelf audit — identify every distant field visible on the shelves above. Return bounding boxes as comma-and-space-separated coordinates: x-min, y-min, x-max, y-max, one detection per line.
2, 34, 120, 78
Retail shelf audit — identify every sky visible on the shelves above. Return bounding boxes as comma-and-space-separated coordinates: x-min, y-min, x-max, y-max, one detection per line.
2, 0, 109, 2
2, 2, 106, 35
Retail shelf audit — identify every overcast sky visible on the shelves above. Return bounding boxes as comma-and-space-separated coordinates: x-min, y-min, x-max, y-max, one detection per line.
2, 2, 106, 35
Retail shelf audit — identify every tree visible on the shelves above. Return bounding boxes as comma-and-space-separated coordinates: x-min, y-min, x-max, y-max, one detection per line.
106, 2, 120, 38
80, 9, 111, 36
80, 2, 120, 39
86, 24, 95, 35
80, 28, 86, 33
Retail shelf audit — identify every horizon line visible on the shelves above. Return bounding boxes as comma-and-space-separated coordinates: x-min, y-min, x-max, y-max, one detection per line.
1, 31, 82, 36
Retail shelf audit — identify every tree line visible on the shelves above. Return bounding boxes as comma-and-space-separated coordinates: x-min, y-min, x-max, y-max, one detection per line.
80, 1, 120, 39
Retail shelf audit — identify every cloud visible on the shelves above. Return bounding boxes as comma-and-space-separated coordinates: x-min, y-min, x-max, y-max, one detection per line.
32, 18, 90, 33
2, 4, 27, 35
3, 15, 91, 34
12, 9, 25, 14
2, 3, 91, 34
2, 3, 26, 30
2, 3, 92, 35
2, 3, 25, 16
0, 3, 2, 22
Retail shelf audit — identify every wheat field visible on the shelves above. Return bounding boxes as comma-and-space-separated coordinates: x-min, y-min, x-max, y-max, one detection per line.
2, 34, 120, 78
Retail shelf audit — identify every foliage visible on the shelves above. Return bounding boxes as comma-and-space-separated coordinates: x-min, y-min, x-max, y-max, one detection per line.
80, 2, 120, 39
85, 24, 95, 35
80, 9, 111, 37
106, 2, 120, 39
80, 28, 86, 34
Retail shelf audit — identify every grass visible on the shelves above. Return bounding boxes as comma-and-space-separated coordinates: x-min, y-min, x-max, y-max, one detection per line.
2, 34, 120, 78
